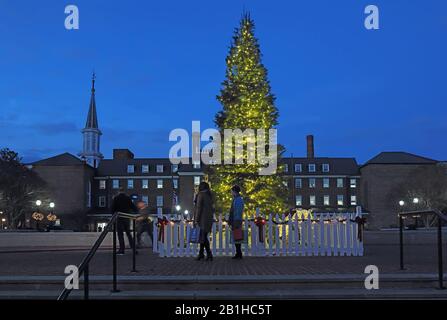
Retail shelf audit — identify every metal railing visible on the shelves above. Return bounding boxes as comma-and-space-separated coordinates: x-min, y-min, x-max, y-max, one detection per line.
57, 211, 141, 300
398, 209, 447, 290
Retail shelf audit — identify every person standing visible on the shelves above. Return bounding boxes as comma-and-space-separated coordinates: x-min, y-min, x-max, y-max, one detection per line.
229, 185, 244, 259
111, 189, 138, 255
193, 182, 214, 261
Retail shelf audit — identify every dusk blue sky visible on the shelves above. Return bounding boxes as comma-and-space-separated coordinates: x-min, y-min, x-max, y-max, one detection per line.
1, 0, 446, 164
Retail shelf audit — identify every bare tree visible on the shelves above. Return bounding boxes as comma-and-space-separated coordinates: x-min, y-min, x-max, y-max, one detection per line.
389, 164, 447, 228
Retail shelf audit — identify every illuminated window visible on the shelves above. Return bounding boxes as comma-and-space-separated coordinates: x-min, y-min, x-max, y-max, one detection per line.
194, 176, 200, 185
350, 179, 357, 188
310, 195, 316, 206
142, 179, 149, 189
337, 195, 344, 206
337, 178, 344, 188
172, 164, 178, 173
295, 195, 302, 206
157, 179, 163, 189
324, 195, 330, 206
351, 195, 357, 206
127, 180, 134, 189
309, 178, 316, 188
99, 180, 106, 189
173, 179, 178, 189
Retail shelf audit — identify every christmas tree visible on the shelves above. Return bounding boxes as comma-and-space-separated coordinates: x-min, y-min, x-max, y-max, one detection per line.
207, 13, 288, 216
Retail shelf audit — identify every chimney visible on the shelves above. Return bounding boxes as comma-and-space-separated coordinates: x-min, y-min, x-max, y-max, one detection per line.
113, 149, 134, 160
306, 135, 314, 158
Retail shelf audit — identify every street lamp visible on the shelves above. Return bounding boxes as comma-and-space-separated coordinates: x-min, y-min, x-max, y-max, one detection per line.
1, 218, 5, 229
399, 200, 405, 207
36, 200, 42, 207
176, 205, 181, 212
413, 198, 419, 204
49, 202, 55, 209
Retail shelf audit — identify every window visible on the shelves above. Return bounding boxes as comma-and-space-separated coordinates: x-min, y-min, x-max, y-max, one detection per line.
99, 180, 106, 190
156, 165, 164, 173
127, 180, 134, 189
194, 176, 200, 186
283, 164, 289, 172
127, 165, 135, 173
294, 164, 302, 173
172, 164, 178, 173
142, 179, 149, 189
173, 179, 178, 189
324, 195, 330, 206
142, 196, 149, 205
193, 162, 201, 169
157, 207, 163, 215
142, 165, 149, 173
112, 180, 119, 189
295, 195, 302, 207
157, 179, 163, 189
310, 195, 316, 206
351, 195, 357, 206
156, 196, 163, 207
323, 178, 330, 188
98, 196, 106, 208
308, 164, 316, 172
337, 178, 344, 188
309, 178, 316, 188
322, 164, 330, 172
295, 178, 302, 188
350, 179, 357, 188
337, 195, 344, 206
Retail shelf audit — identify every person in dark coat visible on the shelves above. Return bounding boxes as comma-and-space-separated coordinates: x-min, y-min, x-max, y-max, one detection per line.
229, 185, 244, 259
111, 190, 139, 255
193, 181, 214, 261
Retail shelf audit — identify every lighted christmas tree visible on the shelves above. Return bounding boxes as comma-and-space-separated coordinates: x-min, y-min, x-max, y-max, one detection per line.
207, 14, 288, 216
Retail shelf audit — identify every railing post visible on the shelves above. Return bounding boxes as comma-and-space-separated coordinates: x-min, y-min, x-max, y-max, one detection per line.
437, 216, 444, 289
111, 217, 119, 292
399, 215, 405, 270
84, 264, 89, 300
132, 219, 137, 272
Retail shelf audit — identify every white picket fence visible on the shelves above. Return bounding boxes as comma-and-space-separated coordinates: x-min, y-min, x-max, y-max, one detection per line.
153, 210, 364, 257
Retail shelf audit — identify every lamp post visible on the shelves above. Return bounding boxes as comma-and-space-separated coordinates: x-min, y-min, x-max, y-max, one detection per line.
184, 210, 189, 220
399, 200, 405, 270
1, 218, 5, 230
35, 200, 42, 230
413, 198, 419, 228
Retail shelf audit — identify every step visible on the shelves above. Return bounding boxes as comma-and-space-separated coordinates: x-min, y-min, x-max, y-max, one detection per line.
1, 288, 447, 300
0, 274, 445, 292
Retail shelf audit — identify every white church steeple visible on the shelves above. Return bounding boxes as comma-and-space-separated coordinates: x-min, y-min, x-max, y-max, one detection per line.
79, 73, 103, 168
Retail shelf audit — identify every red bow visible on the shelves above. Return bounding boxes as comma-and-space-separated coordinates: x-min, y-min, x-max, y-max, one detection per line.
254, 217, 266, 243
157, 217, 169, 242
354, 216, 366, 242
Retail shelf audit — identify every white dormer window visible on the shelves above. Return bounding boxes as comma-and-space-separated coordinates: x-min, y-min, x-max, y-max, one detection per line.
193, 162, 201, 169
322, 164, 330, 172
127, 165, 135, 173
156, 165, 164, 173
294, 164, 302, 173
142, 165, 149, 173
308, 164, 316, 172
